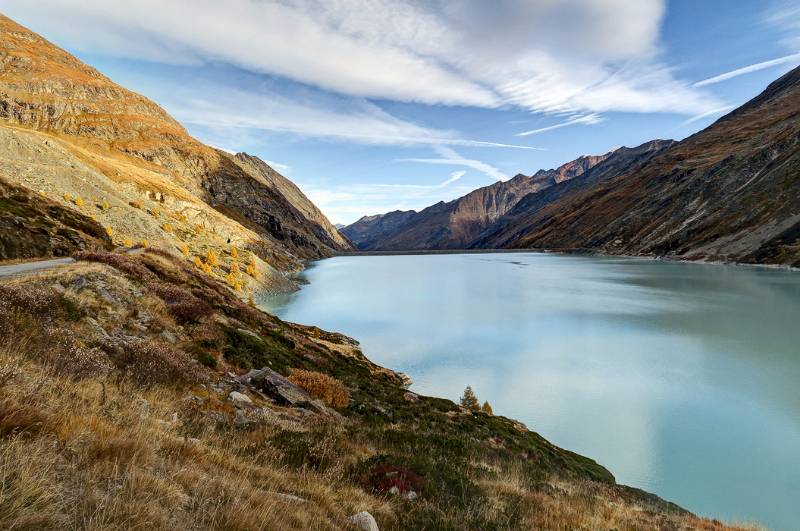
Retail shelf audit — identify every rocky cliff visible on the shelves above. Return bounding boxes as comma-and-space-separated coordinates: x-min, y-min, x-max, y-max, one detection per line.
0, 13, 349, 278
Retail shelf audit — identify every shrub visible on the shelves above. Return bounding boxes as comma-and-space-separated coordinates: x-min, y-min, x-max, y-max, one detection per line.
357, 456, 427, 496
104, 337, 206, 387
460, 386, 480, 411
193, 256, 203, 269
74, 197, 84, 207
140, 239, 148, 248
74, 251, 158, 283
150, 207, 160, 218
100, 200, 109, 210
180, 243, 190, 257
104, 226, 113, 237
63, 193, 72, 202
288, 369, 350, 409
230, 247, 238, 258
123, 238, 133, 247
205, 250, 218, 267
162, 223, 173, 233
195, 350, 218, 368
149, 283, 211, 324
194, 223, 203, 235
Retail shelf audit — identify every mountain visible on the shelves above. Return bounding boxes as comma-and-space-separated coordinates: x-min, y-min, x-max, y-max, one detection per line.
343, 146, 671, 251
0, 14, 349, 280
479, 66, 800, 265
473, 140, 676, 248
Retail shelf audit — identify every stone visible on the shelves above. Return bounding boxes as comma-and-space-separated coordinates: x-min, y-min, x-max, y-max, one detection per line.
402, 391, 419, 403
236, 328, 260, 339
228, 391, 253, 405
84, 316, 110, 340
388, 486, 400, 496
348, 511, 379, 531
405, 490, 418, 501
237, 367, 329, 414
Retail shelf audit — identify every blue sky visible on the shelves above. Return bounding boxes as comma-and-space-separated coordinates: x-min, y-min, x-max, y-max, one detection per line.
5, 1, 800, 224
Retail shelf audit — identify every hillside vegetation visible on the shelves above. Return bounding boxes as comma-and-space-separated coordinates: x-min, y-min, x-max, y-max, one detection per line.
0, 248, 753, 530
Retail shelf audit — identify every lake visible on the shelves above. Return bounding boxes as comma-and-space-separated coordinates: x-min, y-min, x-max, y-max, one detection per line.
261, 252, 800, 530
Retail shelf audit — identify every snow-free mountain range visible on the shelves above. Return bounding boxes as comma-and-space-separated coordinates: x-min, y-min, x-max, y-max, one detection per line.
344, 68, 800, 267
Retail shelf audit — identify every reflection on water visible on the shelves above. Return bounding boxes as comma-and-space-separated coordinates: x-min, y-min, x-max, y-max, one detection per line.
262, 253, 800, 530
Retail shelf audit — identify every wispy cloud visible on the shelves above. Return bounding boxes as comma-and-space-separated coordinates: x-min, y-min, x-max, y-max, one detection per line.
263, 160, 292, 173
680, 105, 735, 126
159, 81, 538, 149
694, 52, 800, 86
397, 146, 509, 182
516, 114, 603, 136
299, 175, 476, 225
5, 0, 719, 116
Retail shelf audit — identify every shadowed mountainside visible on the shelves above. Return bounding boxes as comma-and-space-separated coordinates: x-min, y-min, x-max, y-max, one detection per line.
486, 65, 800, 265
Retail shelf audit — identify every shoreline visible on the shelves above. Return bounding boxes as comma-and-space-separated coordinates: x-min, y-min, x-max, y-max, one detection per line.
333, 247, 800, 272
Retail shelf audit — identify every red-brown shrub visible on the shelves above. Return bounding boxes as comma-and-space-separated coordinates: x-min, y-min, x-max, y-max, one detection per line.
103, 337, 207, 387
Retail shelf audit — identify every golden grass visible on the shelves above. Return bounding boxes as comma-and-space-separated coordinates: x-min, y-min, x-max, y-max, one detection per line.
0, 346, 382, 530
288, 370, 350, 409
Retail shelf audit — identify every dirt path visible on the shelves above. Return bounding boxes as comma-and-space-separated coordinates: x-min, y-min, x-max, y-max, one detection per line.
0, 257, 74, 277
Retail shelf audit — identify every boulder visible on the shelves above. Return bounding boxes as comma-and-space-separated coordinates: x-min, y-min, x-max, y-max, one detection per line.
228, 391, 253, 406
237, 367, 328, 414
348, 511, 379, 531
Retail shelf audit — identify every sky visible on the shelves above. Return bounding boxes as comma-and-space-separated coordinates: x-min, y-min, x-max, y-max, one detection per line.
4, 1, 800, 225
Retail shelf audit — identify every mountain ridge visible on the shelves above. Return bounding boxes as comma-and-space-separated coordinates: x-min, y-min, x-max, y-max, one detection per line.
345, 65, 800, 266
0, 13, 349, 285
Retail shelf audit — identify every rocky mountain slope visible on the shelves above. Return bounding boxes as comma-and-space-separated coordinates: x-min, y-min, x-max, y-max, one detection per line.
473, 140, 676, 248
343, 147, 670, 251
0, 13, 349, 286
484, 66, 800, 265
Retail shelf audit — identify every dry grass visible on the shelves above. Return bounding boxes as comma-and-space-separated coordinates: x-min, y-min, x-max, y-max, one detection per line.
0, 347, 383, 530
288, 370, 350, 409
0, 255, 759, 531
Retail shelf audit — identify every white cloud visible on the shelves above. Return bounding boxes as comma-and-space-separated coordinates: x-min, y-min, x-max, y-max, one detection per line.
4, 0, 720, 116
298, 176, 476, 224
263, 160, 292, 173
516, 114, 603, 136
397, 146, 509, 181
154, 80, 538, 149
764, 1, 800, 50
680, 105, 735, 126
694, 53, 800, 87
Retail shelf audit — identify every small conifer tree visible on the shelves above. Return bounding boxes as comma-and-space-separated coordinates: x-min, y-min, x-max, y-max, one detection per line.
460, 386, 480, 411
481, 401, 493, 415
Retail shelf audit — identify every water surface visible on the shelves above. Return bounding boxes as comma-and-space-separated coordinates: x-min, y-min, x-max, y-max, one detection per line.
262, 253, 800, 530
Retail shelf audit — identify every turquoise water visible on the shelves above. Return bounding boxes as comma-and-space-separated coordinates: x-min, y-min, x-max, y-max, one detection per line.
262, 253, 800, 530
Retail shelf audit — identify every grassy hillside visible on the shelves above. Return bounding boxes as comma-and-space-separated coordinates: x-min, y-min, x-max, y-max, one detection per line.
0, 247, 752, 530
